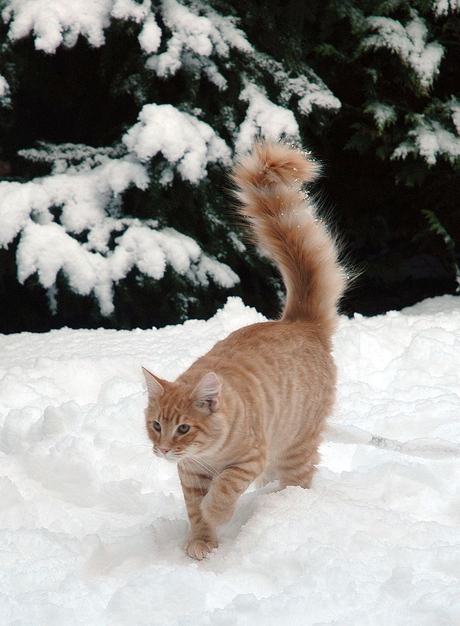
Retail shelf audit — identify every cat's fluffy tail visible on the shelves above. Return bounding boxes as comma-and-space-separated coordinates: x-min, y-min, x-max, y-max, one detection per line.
231, 139, 347, 335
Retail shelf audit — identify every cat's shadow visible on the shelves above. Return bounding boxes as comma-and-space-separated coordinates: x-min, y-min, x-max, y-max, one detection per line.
84, 482, 280, 577
84, 517, 189, 577
206, 481, 281, 561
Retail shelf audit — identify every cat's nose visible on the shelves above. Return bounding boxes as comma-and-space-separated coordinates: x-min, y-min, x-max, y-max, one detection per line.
159, 447, 170, 455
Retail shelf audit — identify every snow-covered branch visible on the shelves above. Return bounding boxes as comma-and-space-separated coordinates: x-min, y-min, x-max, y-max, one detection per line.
393, 98, 460, 165
0, 149, 238, 316
363, 11, 444, 90
123, 104, 232, 183
0, 0, 342, 320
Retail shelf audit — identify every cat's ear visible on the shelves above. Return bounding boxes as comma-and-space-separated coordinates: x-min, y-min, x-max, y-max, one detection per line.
193, 372, 221, 415
142, 367, 167, 400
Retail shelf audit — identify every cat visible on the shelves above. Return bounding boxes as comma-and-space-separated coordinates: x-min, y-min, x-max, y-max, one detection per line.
142, 139, 347, 560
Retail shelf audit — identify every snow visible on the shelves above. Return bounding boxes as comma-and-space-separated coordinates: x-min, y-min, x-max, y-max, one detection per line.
137, 13, 162, 55
146, 0, 251, 77
364, 12, 444, 89
1, 0, 251, 63
235, 82, 300, 153
123, 104, 232, 182
433, 0, 460, 15
0, 74, 10, 104
253, 53, 341, 119
365, 102, 397, 131
393, 115, 460, 165
1, 294, 459, 624
1, 0, 113, 52
450, 96, 460, 133
0, 141, 238, 316
111, 0, 151, 23
12, 217, 239, 317
392, 95, 460, 166
280, 74, 342, 117
0, 0, 344, 320
2, 0, 153, 52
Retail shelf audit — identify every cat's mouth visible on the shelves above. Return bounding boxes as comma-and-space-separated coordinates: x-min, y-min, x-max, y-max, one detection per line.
154, 448, 181, 464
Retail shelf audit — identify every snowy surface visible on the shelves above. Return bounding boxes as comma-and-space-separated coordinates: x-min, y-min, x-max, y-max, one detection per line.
1, 295, 459, 624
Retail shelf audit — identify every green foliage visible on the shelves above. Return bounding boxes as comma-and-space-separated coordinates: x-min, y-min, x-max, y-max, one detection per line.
423, 209, 460, 291
0, 0, 458, 333
295, 0, 460, 290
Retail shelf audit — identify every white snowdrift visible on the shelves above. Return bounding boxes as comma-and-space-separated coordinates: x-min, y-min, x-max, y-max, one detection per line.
0, 295, 459, 624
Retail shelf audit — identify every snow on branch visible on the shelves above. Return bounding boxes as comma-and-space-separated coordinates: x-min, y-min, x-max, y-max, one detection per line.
365, 102, 397, 132
1, 0, 155, 53
19, 142, 126, 174
235, 82, 300, 153
449, 96, 460, 134
145, 0, 251, 76
123, 104, 232, 183
251, 52, 341, 118
433, 0, 460, 15
1, 0, 111, 52
137, 13, 162, 54
1, 0, 340, 124
0, 149, 238, 315
282, 75, 341, 117
111, 0, 152, 23
0, 74, 10, 105
363, 11, 444, 89
392, 100, 460, 165
0, 0, 342, 320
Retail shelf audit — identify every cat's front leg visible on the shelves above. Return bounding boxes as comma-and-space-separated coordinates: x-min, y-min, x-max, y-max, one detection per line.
178, 463, 218, 560
201, 458, 263, 527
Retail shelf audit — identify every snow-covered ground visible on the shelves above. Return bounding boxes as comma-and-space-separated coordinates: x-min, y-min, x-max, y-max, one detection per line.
0, 295, 459, 625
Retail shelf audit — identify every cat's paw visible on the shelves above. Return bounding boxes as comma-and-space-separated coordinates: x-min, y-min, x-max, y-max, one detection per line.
184, 538, 218, 560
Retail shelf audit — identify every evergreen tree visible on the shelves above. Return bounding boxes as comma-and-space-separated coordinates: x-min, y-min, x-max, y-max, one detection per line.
227, 0, 460, 310
324, 0, 460, 305
0, 0, 459, 333
0, 0, 340, 332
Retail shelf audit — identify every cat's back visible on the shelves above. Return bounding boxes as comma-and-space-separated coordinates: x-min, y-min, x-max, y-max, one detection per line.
211, 319, 331, 360
186, 319, 336, 454
193, 319, 335, 391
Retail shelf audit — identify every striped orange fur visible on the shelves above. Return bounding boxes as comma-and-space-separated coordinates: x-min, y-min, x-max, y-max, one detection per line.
143, 139, 347, 560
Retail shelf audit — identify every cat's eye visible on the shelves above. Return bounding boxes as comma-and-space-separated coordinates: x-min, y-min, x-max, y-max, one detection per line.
177, 424, 190, 435
152, 421, 161, 432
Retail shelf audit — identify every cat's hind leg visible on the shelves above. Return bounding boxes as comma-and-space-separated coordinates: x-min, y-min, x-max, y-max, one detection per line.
278, 441, 321, 490
255, 466, 277, 489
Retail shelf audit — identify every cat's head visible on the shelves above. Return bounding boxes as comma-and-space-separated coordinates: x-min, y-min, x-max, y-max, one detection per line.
142, 367, 226, 463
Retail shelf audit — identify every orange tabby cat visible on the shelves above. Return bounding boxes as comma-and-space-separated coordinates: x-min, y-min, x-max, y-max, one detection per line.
142, 139, 347, 560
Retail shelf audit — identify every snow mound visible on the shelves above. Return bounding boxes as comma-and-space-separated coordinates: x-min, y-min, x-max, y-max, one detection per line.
0, 295, 459, 624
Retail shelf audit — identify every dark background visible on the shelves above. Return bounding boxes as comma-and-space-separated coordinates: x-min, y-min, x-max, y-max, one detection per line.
0, 0, 459, 334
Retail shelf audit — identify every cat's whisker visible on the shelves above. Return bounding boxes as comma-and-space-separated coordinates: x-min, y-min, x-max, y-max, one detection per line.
187, 455, 217, 478
188, 456, 232, 491
139, 455, 158, 485
182, 458, 202, 489
123, 450, 153, 466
